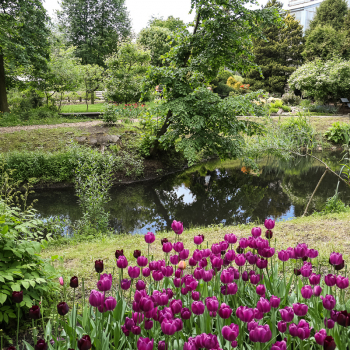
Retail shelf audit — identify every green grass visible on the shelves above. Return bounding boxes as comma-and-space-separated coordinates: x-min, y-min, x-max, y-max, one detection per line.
60, 103, 106, 113
42, 211, 350, 292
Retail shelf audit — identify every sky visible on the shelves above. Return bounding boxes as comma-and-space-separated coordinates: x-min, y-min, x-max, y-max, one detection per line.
43, 0, 270, 34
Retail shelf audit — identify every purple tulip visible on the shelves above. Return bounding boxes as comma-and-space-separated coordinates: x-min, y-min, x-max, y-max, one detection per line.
218, 303, 232, 319
152, 271, 164, 281
158, 307, 173, 323
202, 270, 213, 282
277, 321, 287, 333
117, 256, 128, 269
194, 235, 204, 245
145, 232, 155, 244
256, 258, 268, 269
325, 274, 337, 287
89, 290, 103, 307
97, 273, 112, 292
192, 249, 202, 262
329, 252, 343, 266
236, 306, 254, 323
313, 285, 322, 296
189, 257, 197, 267
57, 302, 69, 316
293, 303, 308, 317
308, 273, 321, 285
220, 240, 229, 251
202, 248, 211, 258
161, 266, 173, 277
104, 296, 117, 311
246, 252, 257, 265
224, 250, 235, 263
191, 291, 200, 300
256, 284, 266, 296
193, 267, 203, 280
271, 340, 287, 350
253, 308, 264, 320
238, 238, 248, 249
249, 324, 272, 343
171, 220, 183, 235
221, 283, 238, 295
278, 250, 290, 262
162, 242, 172, 253
121, 279, 131, 290
242, 271, 249, 282
289, 320, 311, 340
128, 266, 140, 279
324, 318, 335, 329
235, 254, 246, 266
279, 306, 294, 322
224, 233, 237, 244
300, 264, 312, 278
221, 269, 234, 284
173, 242, 184, 253
259, 247, 275, 258
206, 296, 219, 313
257, 297, 271, 313
307, 249, 318, 258
142, 267, 151, 277
173, 278, 181, 288
301, 285, 313, 299
211, 243, 221, 254
270, 295, 280, 308
158, 341, 167, 350
202, 334, 219, 349
222, 323, 239, 341
133, 312, 145, 324
140, 297, 154, 312
135, 280, 146, 291
180, 307, 191, 320
144, 320, 153, 330
137, 256, 148, 267
321, 295, 336, 310
336, 276, 349, 289
170, 299, 182, 314
294, 243, 308, 259
315, 329, 327, 345
191, 301, 205, 315
251, 227, 261, 238
264, 219, 275, 230
179, 249, 189, 260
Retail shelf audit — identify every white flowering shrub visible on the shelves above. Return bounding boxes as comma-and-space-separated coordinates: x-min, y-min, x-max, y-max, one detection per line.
288, 57, 350, 104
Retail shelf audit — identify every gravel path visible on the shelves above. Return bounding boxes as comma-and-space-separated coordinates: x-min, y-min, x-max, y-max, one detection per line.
0, 120, 104, 134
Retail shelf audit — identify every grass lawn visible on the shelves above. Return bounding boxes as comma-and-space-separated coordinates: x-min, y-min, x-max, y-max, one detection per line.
60, 103, 106, 113
42, 211, 350, 294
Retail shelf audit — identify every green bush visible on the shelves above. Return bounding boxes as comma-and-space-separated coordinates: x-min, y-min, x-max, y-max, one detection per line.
281, 116, 315, 146
281, 105, 291, 112
282, 92, 301, 106
322, 195, 349, 214
269, 107, 279, 113
103, 104, 117, 125
324, 122, 350, 144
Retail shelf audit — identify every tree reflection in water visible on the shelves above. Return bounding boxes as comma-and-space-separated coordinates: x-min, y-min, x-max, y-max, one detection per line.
29, 152, 350, 234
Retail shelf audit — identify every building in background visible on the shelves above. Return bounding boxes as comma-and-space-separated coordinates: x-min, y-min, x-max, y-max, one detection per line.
287, 0, 323, 31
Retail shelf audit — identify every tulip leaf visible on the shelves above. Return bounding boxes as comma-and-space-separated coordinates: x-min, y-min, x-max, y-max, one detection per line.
23, 341, 34, 350
45, 320, 52, 339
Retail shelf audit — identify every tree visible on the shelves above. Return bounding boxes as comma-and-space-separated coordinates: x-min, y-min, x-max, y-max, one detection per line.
79, 65, 105, 110
0, 0, 50, 112
137, 26, 175, 67
288, 57, 350, 104
148, 16, 185, 31
141, 0, 282, 163
105, 42, 150, 104
302, 25, 344, 61
244, 0, 304, 94
308, 0, 348, 32
58, 0, 131, 66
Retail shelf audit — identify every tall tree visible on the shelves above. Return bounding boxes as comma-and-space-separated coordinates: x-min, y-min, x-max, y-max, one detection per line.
141, 0, 282, 163
58, 0, 131, 66
0, 0, 50, 112
308, 0, 348, 32
244, 0, 304, 94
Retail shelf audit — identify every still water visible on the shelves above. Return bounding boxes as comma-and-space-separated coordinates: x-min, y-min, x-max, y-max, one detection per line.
29, 151, 350, 234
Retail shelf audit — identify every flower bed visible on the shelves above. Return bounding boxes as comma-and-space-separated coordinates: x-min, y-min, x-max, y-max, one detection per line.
13, 219, 349, 350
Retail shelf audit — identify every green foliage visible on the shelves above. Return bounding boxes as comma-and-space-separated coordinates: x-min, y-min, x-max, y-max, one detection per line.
288, 57, 350, 104
302, 25, 344, 61
57, 0, 131, 66
244, 2, 304, 94
280, 116, 316, 146
137, 26, 175, 67
103, 104, 118, 125
324, 122, 350, 144
105, 42, 151, 103
211, 71, 236, 97
148, 15, 185, 31
308, 0, 348, 32
282, 92, 301, 105
281, 105, 291, 112
322, 194, 349, 213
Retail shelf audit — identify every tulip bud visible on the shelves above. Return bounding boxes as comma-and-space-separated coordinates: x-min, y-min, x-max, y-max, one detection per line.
29, 305, 41, 320
57, 302, 69, 316
133, 250, 141, 258
12, 291, 23, 304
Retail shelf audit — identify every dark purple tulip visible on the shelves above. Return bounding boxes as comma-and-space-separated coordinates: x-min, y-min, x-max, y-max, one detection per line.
202, 270, 213, 282
137, 256, 148, 267
133, 312, 144, 324
132, 326, 141, 335
257, 297, 271, 313
34, 339, 48, 350
69, 276, 78, 288
57, 302, 69, 316
246, 252, 257, 265
218, 303, 232, 319
329, 252, 343, 266
77, 335, 92, 350
7, 347, 17, 350
331, 310, 340, 322
278, 250, 289, 262
161, 238, 169, 245
95, 259, 104, 273
158, 341, 167, 350
324, 318, 335, 329
137, 337, 154, 350
256, 284, 266, 296
324, 336, 336, 350
264, 219, 275, 230
161, 265, 173, 277
279, 306, 294, 322
336, 276, 349, 289
115, 249, 124, 258
277, 321, 287, 333
265, 229, 273, 239
249, 324, 272, 343
104, 296, 117, 311
289, 320, 311, 340
29, 305, 41, 320
171, 220, 183, 235
271, 340, 287, 350
191, 301, 205, 315
293, 303, 308, 316
241, 271, 249, 282
301, 285, 313, 299
136, 280, 146, 290
224, 233, 237, 244
222, 323, 239, 341
256, 258, 267, 269
179, 249, 189, 260
121, 279, 131, 290
321, 295, 336, 310
161, 319, 177, 335
194, 235, 204, 245
236, 246, 244, 254
179, 308, 190, 321
325, 274, 336, 287
173, 241, 184, 253
189, 257, 197, 266
192, 291, 200, 300
145, 232, 155, 244
294, 243, 308, 259
133, 250, 141, 258
162, 242, 172, 253
142, 267, 151, 277
294, 268, 301, 276
169, 299, 182, 314
121, 325, 130, 336
140, 297, 154, 312
251, 227, 261, 238
270, 296, 280, 308
144, 319, 153, 330
89, 290, 103, 307
169, 255, 179, 265
337, 310, 350, 327
117, 256, 128, 269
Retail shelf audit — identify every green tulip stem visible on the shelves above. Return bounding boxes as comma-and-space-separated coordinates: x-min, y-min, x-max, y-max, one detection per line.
82, 277, 85, 310
16, 304, 20, 350
54, 307, 59, 350
72, 288, 76, 349
176, 331, 180, 349
148, 244, 150, 260
0, 330, 3, 350
32, 319, 37, 345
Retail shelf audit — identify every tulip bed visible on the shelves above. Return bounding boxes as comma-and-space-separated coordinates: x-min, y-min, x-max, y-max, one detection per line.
15, 219, 350, 350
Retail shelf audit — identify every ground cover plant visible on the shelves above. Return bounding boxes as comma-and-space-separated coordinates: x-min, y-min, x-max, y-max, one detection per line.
13, 216, 350, 350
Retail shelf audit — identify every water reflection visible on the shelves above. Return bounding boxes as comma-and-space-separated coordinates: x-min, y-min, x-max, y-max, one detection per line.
30, 152, 350, 234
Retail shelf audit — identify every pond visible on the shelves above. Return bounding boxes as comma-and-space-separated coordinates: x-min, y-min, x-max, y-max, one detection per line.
29, 151, 350, 234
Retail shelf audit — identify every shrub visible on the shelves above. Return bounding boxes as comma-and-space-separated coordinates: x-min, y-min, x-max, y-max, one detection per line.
281, 105, 291, 112
226, 76, 237, 88
322, 194, 349, 213
103, 104, 117, 125
324, 122, 350, 144
282, 92, 301, 106
281, 116, 315, 146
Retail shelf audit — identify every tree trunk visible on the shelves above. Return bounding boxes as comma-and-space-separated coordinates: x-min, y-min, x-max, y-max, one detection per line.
149, 110, 172, 157
90, 91, 95, 105
0, 54, 10, 113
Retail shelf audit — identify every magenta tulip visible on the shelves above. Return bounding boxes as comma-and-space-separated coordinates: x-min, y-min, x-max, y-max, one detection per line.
171, 220, 183, 235
222, 323, 239, 341
251, 227, 261, 238
145, 232, 155, 244
249, 324, 272, 343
